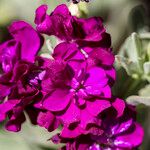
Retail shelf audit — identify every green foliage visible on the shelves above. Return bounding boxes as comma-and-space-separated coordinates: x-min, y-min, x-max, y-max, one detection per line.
116, 32, 150, 82
0, 120, 60, 150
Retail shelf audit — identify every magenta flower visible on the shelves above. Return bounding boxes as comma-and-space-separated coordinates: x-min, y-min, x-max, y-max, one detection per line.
0, 21, 44, 131
90, 105, 144, 150
37, 110, 60, 132
86, 47, 116, 86
52, 105, 144, 150
35, 4, 111, 48
0, 21, 43, 100
34, 4, 117, 136
38, 42, 112, 133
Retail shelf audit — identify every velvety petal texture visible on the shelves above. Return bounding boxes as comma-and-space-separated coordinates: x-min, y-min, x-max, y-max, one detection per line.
9, 21, 43, 62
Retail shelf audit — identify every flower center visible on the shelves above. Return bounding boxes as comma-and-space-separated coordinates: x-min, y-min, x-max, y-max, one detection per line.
70, 78, 87, 106
70, 78, 85, 94
29, 70, 46, 88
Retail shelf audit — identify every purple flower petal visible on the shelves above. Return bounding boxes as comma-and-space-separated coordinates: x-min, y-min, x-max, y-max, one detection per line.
35, 5, 52, 35
0, 84, 11, 99
111, 119, 133, 136
53, 42, 86, 73
112, 98, 125, 118
5, 112, 25, 132
76, 17, 105, 42
53, 42, 85, 62
86, 99, 111, 117
0, 40, 20, 72
80, 109, 100, 129
89, 144, 101, 150
37, 111, 60, 132
114, 123, 144, 149
9, 21, 43, 62
43, 89, 71, 112
35, 4, 73, 41
60, 126, 82, 138
52, 4, 71, 16
84, 67, 107, 93
87, 48, 114, 66
85, 67, 107, 87
0, 100, 19, 121
59, 101, 80, 127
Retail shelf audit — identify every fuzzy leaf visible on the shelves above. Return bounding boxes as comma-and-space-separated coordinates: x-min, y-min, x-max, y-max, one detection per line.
115, 55, 139, 78
126, 95, 150, 106
144, 62, 150, 75
139, 85, 150, 97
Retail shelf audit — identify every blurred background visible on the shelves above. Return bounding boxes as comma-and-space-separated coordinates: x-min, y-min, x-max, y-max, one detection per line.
0, 0, 150, 149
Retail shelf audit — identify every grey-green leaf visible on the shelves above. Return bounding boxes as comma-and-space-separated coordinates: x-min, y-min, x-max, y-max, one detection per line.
126, 95, 150, 106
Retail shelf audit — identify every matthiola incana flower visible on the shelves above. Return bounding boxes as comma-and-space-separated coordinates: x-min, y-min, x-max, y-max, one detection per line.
52, 105, 144, 150
35, 4, 111, 48
0, 21, 44, 131
37, 42, 114, 136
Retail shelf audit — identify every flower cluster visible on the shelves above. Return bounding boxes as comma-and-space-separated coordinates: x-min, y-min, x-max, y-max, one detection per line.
0, 3, 144, 150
